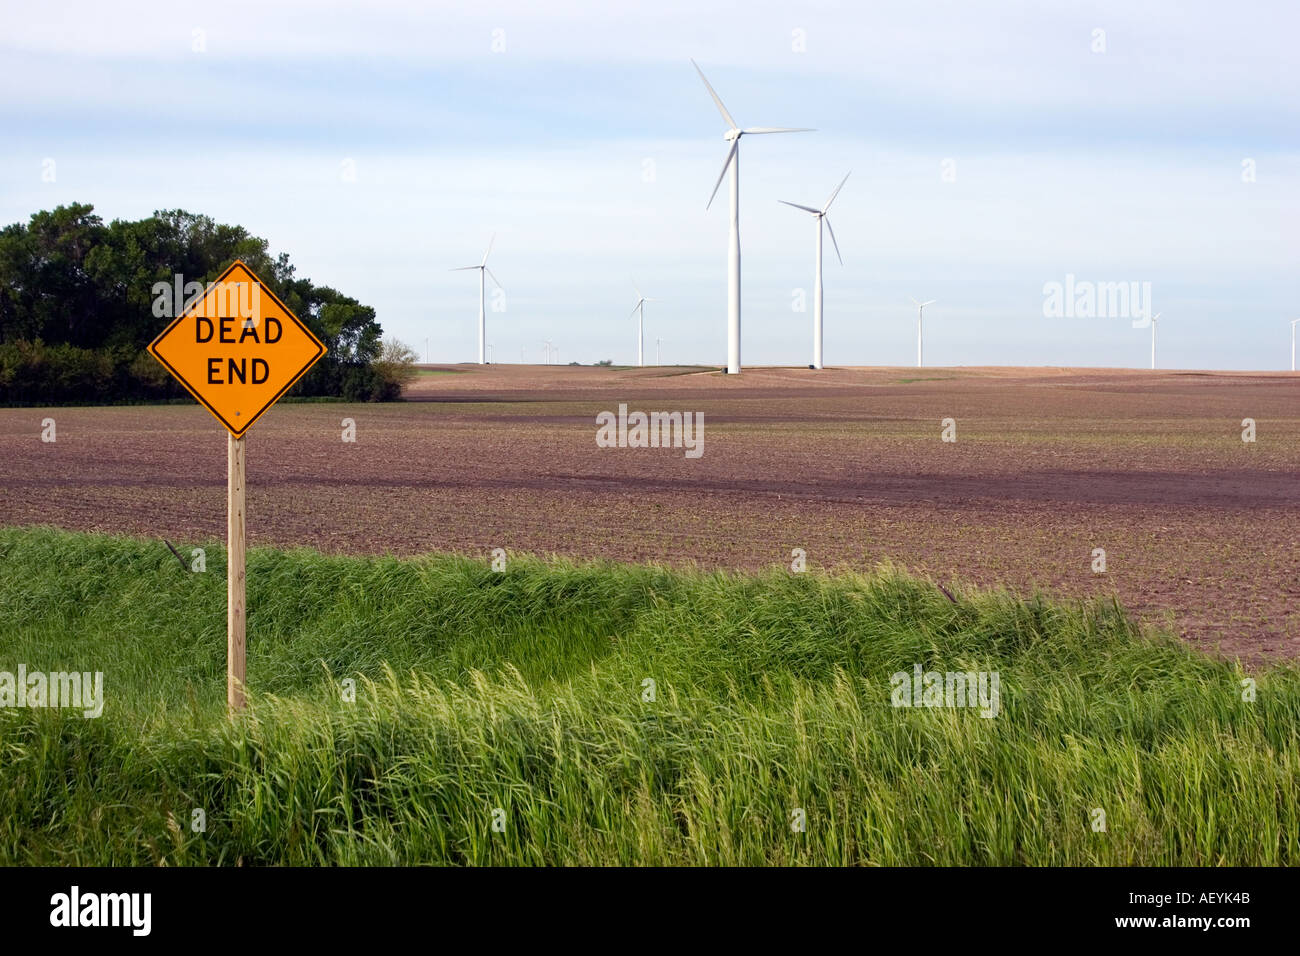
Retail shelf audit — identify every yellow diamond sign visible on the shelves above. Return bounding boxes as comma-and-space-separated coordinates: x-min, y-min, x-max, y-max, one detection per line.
148, 260, 326, 437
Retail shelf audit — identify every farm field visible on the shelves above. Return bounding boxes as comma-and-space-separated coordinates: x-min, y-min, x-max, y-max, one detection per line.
2, 364, 1298, 660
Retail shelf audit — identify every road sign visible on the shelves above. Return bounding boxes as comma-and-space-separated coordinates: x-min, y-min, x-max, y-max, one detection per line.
147, 260, 326, 711
147, 260, 326, 438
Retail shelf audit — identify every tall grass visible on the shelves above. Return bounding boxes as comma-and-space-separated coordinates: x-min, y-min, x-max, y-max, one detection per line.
0, 526, 1296, 865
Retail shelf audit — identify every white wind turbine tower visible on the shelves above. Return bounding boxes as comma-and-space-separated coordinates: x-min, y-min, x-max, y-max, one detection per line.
1290, 318, 1299, 371
693, 59, 813, 374
779, 172, 850, 370
450, 234, 503, 365
910, 297, 936, 367
630, 283, 657, 367
1149, 312, 1162, 369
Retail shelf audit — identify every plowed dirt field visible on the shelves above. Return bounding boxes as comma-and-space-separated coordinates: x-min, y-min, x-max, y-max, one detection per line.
4, 364, 1297, 660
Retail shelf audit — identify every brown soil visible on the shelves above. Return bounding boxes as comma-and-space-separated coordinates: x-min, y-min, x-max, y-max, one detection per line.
3, 364, 1297, 661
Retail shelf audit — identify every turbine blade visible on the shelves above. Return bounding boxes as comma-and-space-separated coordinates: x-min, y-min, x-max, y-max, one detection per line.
822, 170, 851, 212
909, 297, 920, 306
741, 127, 815, 134
482, 233, 495, 266
450, 266, 480, 271
707, 139, 739, 210
922, 300, 937, 307
485, 267, 504, 291
691, 59, 737, 129
825, 216, 843, 265
630, 302, 641, 317
778, 200, 821, 214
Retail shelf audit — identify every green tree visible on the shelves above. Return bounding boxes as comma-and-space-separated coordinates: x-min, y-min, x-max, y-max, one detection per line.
0, 203, 107, 347
0, 203, 393, 404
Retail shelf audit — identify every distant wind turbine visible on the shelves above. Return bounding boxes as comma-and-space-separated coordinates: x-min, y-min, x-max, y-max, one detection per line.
780, 171, 850, 370
630, 283, 657, 367
693, 59, 814, 374
450, 234, 503, 365
1150, 312, 1162, 369
910, 298, 936, 367
1291, 318, 1299, 371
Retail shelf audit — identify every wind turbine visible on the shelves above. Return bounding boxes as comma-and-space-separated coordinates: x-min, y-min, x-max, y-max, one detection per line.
450, 234, 503, 364
1291, 318, 1299, 371
630, 283, 657, 367
780, 172, 850, 370
1150, 312, 1162, 369
693, 59, 813, 374
910, 298, 936, 367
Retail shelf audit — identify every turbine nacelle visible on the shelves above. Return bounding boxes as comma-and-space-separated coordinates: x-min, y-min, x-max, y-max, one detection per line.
693, 59, 814, 212
630, 282, 656, 317
450, 233, 504, 291
778, 171, 850, 265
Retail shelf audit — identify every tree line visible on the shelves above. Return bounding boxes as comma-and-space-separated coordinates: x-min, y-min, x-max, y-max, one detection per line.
0, 203, 414, 404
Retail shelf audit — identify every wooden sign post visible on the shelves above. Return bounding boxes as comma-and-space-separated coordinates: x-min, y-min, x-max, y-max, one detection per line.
227, 433, 247, 710
147, 261, 326, 711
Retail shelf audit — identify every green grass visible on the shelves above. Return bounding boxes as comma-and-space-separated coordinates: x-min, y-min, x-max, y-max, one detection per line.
0, 526, 1296, 866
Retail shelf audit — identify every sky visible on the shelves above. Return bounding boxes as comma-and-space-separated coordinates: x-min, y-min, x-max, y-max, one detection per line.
2, 0, 1298, 369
